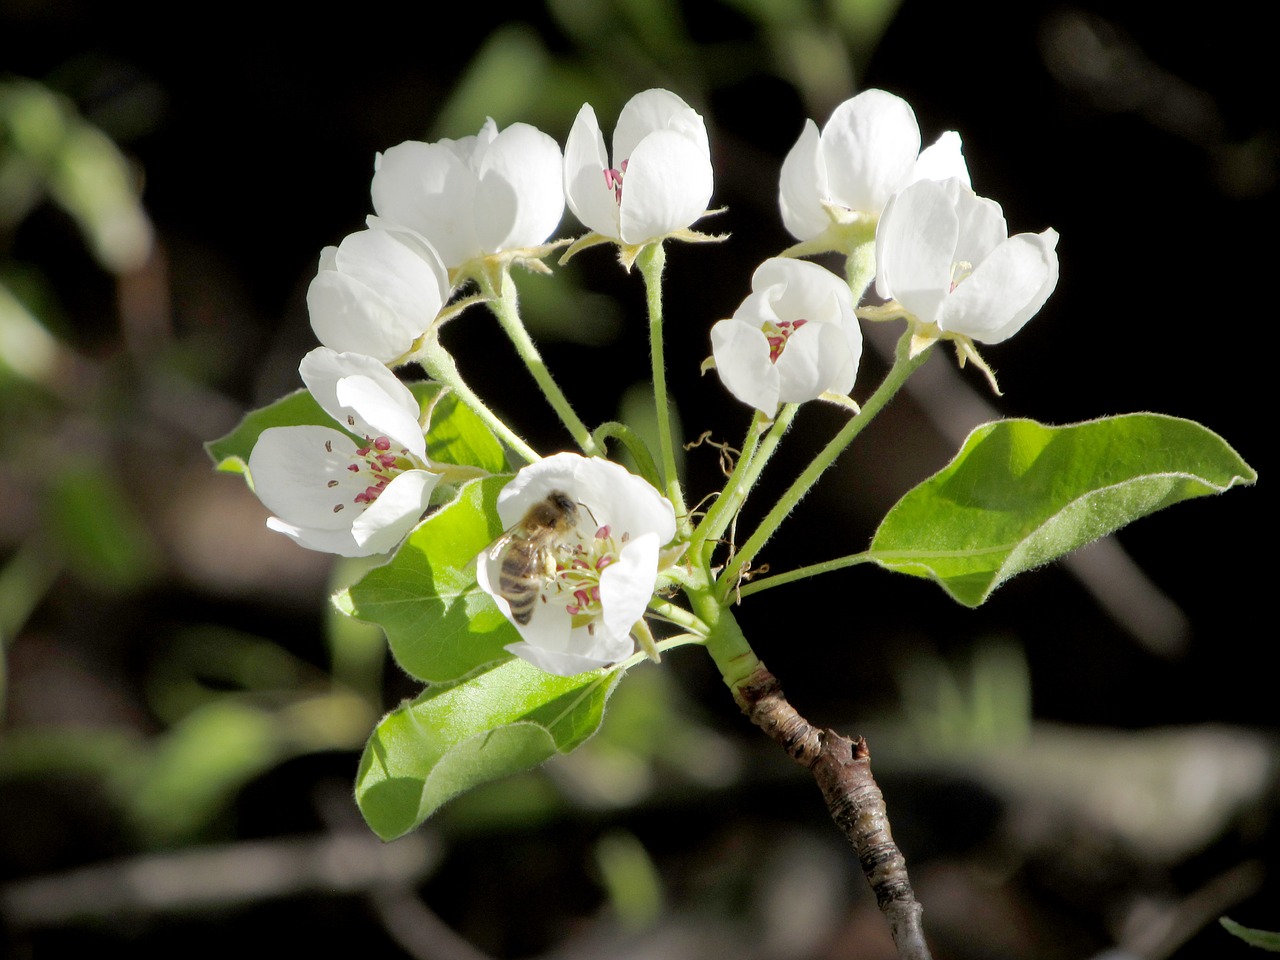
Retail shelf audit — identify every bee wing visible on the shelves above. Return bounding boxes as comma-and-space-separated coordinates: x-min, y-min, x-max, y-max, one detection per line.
486, 531, 516, 562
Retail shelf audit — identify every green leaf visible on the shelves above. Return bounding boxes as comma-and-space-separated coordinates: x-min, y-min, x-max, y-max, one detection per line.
1221, 918, 1280, 951
420, 385, 506, 472
869, 414, 1256, 607
356, 657, 621, 839
204, 388, 332, 478
343, 476, 517, 682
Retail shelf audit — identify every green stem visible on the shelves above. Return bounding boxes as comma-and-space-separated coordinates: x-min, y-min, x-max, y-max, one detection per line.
417, 336, 539, 464
690, 590, 762, 694
716, 329, 930, 602
487, 272, 598, 456
734, 551, 873, 600
689, 404, 798, 562
593, 421, 662, 490
635, 243, 687, 521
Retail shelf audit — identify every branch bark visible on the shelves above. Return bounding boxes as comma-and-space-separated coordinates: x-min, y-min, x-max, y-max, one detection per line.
734, 663, 931, 960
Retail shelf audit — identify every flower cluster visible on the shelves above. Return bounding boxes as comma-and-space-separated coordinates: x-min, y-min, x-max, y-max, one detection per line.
709, 88, 1058, 413
241, 84, 1060, 679
247, 89, 714, 564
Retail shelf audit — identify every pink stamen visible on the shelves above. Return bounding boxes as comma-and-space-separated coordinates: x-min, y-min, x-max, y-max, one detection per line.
373, 436, 391, 451
595, 525, 610, 540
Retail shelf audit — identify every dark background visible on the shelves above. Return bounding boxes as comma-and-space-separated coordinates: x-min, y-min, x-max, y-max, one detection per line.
1, 2, 1272, 958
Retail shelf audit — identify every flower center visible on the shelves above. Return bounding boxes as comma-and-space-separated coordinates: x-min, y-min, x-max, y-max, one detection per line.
328, 435, 412, 513
550, 523, 629, 629
949, 260, 974, 292
603, 159, 629, 203
762, 318, 807, 363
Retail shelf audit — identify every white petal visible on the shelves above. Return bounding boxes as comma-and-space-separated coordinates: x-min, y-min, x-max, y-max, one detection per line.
950, 183, 1008, 267
568, 457, 677, 545
775, 321, 851, 403
822, 89, 920, 215
912, 131, 971, 188
599, 532, 659, 641
752, 258, 854, 325
248, 426, 364, 530
942, 229, 1059, 343
335, 375, 427, 460
307, 228, 448, 362
613, 88, 708, 167
371, 141, 481, 268
711, 317, 780, 414
504, 641, 617, 677
617, 128, 713, 244
350, 469, 438, 551
874, 179, 957, 324
299, 347, 418, 433
564, 103, 620, 238
265, 516, 371, 557
474, 122, 565, 253
497, 453, 675, 546
504, 600, 613, 677
778, 119, 831, 241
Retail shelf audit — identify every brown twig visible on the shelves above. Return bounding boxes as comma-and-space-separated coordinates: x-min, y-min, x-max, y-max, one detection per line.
734, 663, 931, 960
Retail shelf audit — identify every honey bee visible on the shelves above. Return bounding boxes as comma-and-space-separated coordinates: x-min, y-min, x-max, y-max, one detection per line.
488, 490, 581, 625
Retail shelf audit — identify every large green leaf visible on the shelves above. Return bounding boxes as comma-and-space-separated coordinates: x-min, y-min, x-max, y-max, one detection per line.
869, 414, 1256, 606
356, 657, 621, 839
340, 476, 517, 683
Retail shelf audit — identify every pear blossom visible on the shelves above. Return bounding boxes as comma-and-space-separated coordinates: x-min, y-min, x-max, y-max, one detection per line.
875, 177, 1059, 347
371, 119, 565, 273
563, 88, 714, 251
476, 453, 677, 677
248, 348, 441, 557
710, 258, 862, 416
307, 225, 450, 364
779, 88, 969, 243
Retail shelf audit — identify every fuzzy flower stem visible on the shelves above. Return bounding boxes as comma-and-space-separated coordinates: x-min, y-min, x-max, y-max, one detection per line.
485, 272, 599, 456
716, 328, 930, 602
635, 242, 688, 525
416, 336, 539, 464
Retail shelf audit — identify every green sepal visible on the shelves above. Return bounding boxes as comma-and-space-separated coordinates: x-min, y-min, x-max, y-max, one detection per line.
341, 475, 517, 683
356, 658, 622, 839
869, 414, 1256, 607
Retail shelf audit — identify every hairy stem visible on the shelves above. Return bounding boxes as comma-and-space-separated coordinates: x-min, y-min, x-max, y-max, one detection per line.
486, 272, 598, 456
636, 242, 688, 523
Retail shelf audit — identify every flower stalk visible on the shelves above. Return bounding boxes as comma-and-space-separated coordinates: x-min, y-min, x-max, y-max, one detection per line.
717, 326, 931, 601
485, 272, 599, 457
637, 242, 688, 522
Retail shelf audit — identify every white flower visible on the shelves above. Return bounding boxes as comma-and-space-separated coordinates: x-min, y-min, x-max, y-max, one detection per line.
779, 88, 969, 243
710, 258, 862, 415
564, 88, 714, 248
875, 178, 1059, 345
307, 226, 450, 364
248, 348, 441, 557
371, 119, 565, 271
476, 453, 677, 677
